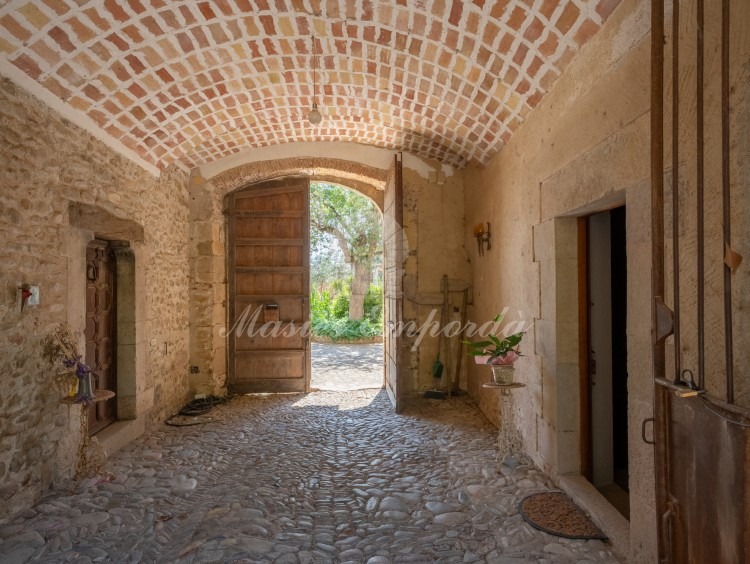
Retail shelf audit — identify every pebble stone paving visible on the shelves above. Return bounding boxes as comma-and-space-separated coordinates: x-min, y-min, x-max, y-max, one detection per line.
0, 390, 622, 563
310, 343, 384, 391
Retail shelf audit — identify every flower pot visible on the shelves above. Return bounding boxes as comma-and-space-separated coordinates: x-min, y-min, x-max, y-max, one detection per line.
491, 364, 515, 385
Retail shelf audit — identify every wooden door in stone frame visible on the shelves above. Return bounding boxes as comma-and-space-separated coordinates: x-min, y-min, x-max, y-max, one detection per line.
85, 239, 117, 435
227, 177, 311, 393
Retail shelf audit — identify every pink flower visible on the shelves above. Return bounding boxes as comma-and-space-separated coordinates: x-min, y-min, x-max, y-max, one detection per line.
491, 351, 519, 365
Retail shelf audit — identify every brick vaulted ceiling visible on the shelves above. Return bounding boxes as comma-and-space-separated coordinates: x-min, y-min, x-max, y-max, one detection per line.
0, 0, 621, 171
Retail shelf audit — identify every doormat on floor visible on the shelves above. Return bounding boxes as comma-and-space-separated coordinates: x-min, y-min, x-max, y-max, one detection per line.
519, 492, 607, 540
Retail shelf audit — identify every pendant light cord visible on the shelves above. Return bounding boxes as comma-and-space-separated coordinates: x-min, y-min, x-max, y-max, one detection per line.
312, 35, 317, 107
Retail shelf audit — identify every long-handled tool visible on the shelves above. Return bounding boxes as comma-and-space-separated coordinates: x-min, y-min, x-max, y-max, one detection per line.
450, 287, 469, 397
424, 275, 448, 399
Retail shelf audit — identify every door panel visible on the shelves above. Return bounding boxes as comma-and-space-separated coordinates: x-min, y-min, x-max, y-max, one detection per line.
85, 239, 116, 435
228, 177, 310, 394
650, 1, 749, 561
383, 154, 404, 411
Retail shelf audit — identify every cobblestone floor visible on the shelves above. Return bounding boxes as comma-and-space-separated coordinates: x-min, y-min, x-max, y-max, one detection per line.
0, 391, 622, 563
311, 343, 383, 391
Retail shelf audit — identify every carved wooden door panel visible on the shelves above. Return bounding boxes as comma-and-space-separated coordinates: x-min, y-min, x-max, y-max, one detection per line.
85, 239, 116, 435
227, 177, 311, 393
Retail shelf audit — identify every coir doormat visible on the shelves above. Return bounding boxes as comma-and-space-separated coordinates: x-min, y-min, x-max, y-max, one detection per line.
519, 492, 607, 540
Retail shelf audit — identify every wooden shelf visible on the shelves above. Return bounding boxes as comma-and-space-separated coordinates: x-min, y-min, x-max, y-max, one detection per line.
60, 390, 115, 404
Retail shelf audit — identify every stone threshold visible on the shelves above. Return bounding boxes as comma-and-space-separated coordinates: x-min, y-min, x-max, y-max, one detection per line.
94, 418, 146, 457
557, 473, 630, 558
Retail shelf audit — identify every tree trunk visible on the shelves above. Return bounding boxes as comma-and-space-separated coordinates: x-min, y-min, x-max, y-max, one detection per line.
349, 259, 371, 320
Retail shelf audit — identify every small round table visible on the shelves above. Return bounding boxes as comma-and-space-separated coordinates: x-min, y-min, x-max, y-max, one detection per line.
59, 389, 115, 405
60, 390, 115, 478
483, 382, 527, 465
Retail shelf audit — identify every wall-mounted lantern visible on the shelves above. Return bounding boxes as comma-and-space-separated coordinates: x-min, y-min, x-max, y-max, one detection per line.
473, 223, 491, 256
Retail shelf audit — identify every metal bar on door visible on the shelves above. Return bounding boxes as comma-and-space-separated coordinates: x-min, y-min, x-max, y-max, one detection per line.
650, 2, 672, 562
671, 0, 681, 383
695, 0, 706, 390
651, 0, 666, 386
721, 0, 734, 404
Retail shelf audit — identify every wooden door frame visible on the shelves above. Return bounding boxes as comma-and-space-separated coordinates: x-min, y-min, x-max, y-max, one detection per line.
578, 217, 592, 481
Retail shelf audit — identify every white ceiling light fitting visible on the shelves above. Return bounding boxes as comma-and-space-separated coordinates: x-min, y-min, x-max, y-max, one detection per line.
308, 35, 322, 125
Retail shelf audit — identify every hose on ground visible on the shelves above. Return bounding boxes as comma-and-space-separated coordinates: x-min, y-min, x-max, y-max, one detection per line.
165, 396, 228, 426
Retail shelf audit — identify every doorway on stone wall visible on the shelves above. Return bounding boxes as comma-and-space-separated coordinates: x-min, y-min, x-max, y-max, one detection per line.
309, 182, 384, 391
85, 239, 117, 435
580, 206, 629, 519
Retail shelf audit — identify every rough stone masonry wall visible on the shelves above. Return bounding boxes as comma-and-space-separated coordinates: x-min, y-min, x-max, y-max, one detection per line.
464, 0, 749, 561
0, 76, 191, 522
465, 0, 655, 560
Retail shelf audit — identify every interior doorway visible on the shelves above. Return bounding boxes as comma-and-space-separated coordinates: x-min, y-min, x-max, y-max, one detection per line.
580, 206, 629, 519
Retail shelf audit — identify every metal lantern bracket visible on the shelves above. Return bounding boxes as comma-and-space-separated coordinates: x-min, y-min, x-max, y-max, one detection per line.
473, 222, 491, 256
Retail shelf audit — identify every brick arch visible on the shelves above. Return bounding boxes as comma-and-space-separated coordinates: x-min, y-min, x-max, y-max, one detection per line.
209, 157, 388, 211
0, 0, 621, 171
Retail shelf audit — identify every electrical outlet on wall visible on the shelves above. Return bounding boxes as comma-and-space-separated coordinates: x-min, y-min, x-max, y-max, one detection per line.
27, 286, 40, 305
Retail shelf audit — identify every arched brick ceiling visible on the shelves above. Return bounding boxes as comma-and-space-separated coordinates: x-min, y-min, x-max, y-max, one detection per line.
0, 0, 620, 170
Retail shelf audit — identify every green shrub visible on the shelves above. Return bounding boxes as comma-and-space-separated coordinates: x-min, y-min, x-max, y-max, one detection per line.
312, 317, 382, 340
310, 281, 382, 340
332, 292, 350, 319
363, 284, 383, 324
310, 288, 332, 321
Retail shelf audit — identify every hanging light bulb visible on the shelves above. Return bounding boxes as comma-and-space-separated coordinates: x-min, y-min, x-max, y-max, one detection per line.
308, 102, 322, 125
308, 35, 322, 125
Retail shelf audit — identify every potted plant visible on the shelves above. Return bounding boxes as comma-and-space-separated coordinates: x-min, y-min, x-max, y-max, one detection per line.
464, 315, 524, 385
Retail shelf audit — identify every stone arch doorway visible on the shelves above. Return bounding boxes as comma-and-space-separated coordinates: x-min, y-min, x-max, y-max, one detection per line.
189, 155, 405, 410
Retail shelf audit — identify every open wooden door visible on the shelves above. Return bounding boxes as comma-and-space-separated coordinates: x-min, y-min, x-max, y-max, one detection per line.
227, 177, 310, 393
383, 154, 404, 411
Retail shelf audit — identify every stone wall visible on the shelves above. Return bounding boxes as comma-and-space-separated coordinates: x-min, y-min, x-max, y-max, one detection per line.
0, 76, 191, 522
464, 0, 654, 559
400, 167, 472, 401
463, 0, 749, 561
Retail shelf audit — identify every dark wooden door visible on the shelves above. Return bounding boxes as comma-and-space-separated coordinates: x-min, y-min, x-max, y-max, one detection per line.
227, 177, 310, 393
383, 155, 404, 411
650, 1, 750, 561
85, 239, 116, 435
